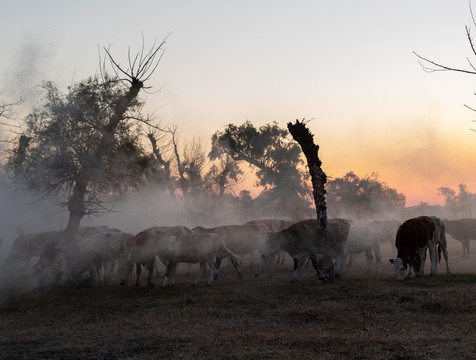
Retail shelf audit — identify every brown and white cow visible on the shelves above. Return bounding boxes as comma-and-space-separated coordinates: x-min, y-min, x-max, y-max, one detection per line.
160, 232, 240, 287
129, 226, 190, 287
255, 218, 350, 282
192, 224, 271, 277
444, 219, 476, 257
427, 216, 450, 275
389, 216, 438, 280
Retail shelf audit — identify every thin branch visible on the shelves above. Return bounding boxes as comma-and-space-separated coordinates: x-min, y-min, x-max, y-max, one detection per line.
414, 51, 476, 74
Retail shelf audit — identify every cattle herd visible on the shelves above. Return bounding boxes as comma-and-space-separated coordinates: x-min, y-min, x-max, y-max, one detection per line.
1, 215, 476, 289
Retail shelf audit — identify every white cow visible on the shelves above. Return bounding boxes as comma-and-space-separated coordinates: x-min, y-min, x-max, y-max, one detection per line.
68, 231, 135, 286
192, 224, 271, 277
30, 226, 122, 287
344, 222, 382, 274
161, 232, 240, 287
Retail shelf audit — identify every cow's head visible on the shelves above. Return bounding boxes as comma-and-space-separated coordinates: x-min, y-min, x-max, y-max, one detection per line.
258, 232, 280, 259
389, 257, 408, 280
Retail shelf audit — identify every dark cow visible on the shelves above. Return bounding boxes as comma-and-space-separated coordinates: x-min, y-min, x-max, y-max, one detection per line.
389, 216, 437, 280
244, 219, 294, 264
255, 218, 350, 282
129, 226, 190, 287
444, 219, 476, 257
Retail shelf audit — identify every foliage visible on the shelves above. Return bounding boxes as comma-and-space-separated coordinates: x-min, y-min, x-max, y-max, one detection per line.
6, 76, 153, 215
326, 171, 406, 219
209, 121, 311, 217
438, 184, 474, 218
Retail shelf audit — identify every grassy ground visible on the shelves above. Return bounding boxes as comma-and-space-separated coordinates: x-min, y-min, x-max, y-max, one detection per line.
1, 240, 476, 359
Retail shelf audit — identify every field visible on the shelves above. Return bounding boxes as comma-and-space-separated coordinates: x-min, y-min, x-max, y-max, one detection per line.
1, 239, 476, 359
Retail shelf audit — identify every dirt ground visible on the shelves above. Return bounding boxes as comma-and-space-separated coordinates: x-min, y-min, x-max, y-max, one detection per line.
1, 237, 476, 360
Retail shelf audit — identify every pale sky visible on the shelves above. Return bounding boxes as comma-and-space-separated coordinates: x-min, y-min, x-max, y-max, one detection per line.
2, 0, 476, 206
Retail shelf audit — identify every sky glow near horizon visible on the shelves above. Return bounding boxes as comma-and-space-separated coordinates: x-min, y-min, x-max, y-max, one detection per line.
2, 0, 476, 207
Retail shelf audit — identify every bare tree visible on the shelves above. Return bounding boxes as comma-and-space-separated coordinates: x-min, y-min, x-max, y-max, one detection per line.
414, 3, 476, 129
287, 118, 333, 284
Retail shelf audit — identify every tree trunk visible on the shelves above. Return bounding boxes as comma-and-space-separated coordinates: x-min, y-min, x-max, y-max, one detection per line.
287, 119, 333, 284
13, 134, 31, 180
65, 80, 145, 240
148, 133, 176, 199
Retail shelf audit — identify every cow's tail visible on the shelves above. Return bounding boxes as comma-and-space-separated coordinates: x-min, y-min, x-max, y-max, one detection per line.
219, 238, 240, 264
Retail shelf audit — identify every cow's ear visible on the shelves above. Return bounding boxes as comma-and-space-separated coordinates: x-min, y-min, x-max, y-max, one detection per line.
389, 259, 394, 264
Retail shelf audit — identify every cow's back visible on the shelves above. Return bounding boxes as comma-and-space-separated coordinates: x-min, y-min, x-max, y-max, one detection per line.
396, 216, 435, 261
445, 219, 476, 240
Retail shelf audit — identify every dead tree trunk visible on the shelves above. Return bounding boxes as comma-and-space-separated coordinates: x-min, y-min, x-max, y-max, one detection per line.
287, 119, 333, 284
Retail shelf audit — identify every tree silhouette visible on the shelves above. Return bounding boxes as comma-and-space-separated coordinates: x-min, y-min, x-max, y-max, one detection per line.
7, 37, 167, 242
210, 121, 310, 216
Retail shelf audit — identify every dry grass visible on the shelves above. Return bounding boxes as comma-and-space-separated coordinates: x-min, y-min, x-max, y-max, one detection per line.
1, 240, 476, 359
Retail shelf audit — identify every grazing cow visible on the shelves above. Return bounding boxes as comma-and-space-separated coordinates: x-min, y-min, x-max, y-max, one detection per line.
161, 232, 240, 287
444, 219, 476, 257
4, 231, 58, 270
30, 226, 122, 287
244, 219, 293, 264
129, 226, 190, 287
192, 224, 271, 277
389, 216, 437, 280
345, 222, 382, 274
255, 218, 351, 282
67, 231, 135, 286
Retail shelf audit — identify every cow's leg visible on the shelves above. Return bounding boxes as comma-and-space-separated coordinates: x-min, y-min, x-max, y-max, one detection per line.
206, 257, 218, 286
417, 248, 426, 276
214, 257, 222, 279
309, 254, 320, 276
153, 256, 161, 278
440, 243, 450, 274
226, 256, 242, 278
135, 262, 142, 287
363, 248, 373, 274
291, 255, 306, 283
374, 246, 382, 275
118, 255, 129, 286
146, 260, 155, 287
346, 253, 354, 268
429, 241, 438, 276
162, 261, 176, 287
292, 257, 300, 282
334, 252, 345, 278
192, 261, 206, 286
464, 239, 470, 257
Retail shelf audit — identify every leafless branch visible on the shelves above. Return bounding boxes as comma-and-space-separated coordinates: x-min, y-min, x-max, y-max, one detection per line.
102, 33, 170, 87
414, 51, 476, 74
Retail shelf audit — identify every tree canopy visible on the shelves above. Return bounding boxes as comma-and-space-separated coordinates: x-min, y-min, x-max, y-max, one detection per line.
326, 171, 406, 219
209, 121, 311, 216
7, 76, 152, 218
